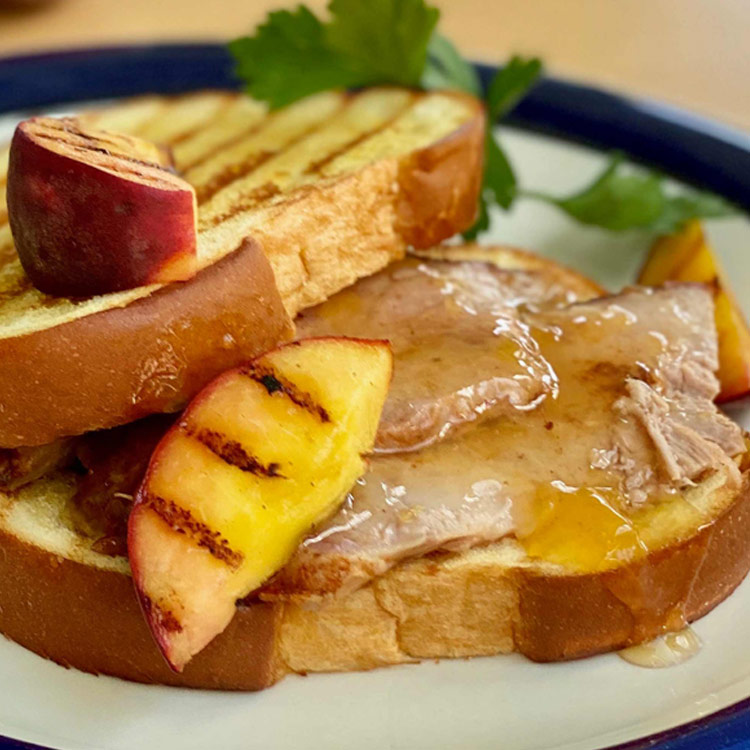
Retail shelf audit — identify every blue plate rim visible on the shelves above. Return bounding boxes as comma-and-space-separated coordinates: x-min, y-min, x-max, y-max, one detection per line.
1, 43, 749, 211
0, 42, 749, 750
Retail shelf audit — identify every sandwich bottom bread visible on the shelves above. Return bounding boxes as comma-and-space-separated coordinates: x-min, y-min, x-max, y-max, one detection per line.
0, 245, 748, 691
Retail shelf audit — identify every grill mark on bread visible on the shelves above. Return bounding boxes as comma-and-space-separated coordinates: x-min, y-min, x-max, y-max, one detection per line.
303, 94, 416, 176
179, 117, 269, 173
200, 182, 282, 229
195, 150, 276, 203
121, 92, 235, 148
167, 96, 236, 147
242, 363, 331, 423
142, 492, 244, 568
197, 93, 414, 221
303, 130, 374, 176
106, 99, 171, 139
195, 96, 351, 205
187, 425, 283, 477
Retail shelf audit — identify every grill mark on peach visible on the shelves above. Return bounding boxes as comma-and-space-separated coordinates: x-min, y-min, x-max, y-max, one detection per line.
142, 492, 244, 569
32, 133, 165, 171
140, 594, 183, 633
30, 118, 171, 165
29, 136, 183, 190
187, 426, 283, 477
31, 117, 74, 134
32, 120, 134, 150
242, 364, 331, 423
56, 123, 123, 147
195, 96, 351, 205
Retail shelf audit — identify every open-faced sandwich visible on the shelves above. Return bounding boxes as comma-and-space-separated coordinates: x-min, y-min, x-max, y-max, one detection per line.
0, 36, 749, 691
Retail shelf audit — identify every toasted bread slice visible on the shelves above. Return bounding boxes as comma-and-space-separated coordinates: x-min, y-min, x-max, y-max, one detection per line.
0, 89, 483, 447
0, 245, 747, 690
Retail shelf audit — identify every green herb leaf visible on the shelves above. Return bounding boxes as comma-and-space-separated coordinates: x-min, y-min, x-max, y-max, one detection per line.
486, 55, 543, 120
462, 57, 541, 237
228, 7, 356, 109
230, 1, 440, 107
421, 33, 481, 95
523, 154, 737, 232
327, 0, 439, 87
531, 154, 665, 231
462, 191, 490, 241
649, 191, 738, 234
230, 6, 539, 239
231, 8, 734, 240
462, 135, 516, 239
483, 131, 517, 209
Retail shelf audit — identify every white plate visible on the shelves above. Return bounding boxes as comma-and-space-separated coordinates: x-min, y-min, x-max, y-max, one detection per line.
0, 111, 749, 750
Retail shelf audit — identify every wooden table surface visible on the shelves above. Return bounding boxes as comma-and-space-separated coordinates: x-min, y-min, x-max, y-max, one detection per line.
0, 0, 747, 129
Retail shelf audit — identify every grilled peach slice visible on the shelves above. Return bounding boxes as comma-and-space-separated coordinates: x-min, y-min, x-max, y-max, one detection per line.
128, 337, 392, 671
7, 116, 198, 296
639, 220, 750, 402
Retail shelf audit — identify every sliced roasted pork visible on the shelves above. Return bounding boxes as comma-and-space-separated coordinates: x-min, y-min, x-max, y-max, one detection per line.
267, 283, 745, 601
69, 414, 176, 555
296, 258, 581, 452
0, 438, 75, 491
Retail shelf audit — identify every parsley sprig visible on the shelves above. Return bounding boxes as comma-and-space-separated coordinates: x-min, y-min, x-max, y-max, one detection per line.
229, 0, 736, 237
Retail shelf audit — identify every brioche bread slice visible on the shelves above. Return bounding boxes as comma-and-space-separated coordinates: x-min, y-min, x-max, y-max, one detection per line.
0, 88, 484, 447
0, 246, 748, 690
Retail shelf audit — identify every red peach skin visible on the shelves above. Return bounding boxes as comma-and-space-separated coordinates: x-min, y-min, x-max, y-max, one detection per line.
7, 117, 198, 297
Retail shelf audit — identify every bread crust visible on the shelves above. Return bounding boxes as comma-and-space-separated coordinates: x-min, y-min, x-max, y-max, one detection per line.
0, 528, 286, 690
0, 239, 294, 448
515, 477, 750, 661
0, 476, 746, 690
0, 91, 484, 447
395, 103, 485, 250
257, 94, 486, 317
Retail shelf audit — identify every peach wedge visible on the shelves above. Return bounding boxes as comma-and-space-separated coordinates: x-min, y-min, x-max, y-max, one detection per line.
128, 337, 393, 671
7, 116, 198, 296
639, 220, 750, 402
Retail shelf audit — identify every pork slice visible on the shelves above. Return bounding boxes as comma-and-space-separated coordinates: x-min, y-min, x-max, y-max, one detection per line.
68, 413, 175, 555
296, 257, 573, 452
267, 284, 745, 601
615, 375, 744, 497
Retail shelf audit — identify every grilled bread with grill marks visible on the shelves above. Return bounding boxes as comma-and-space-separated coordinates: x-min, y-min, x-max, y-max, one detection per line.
0, 88, 484, 447
0, 245, 748, 690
